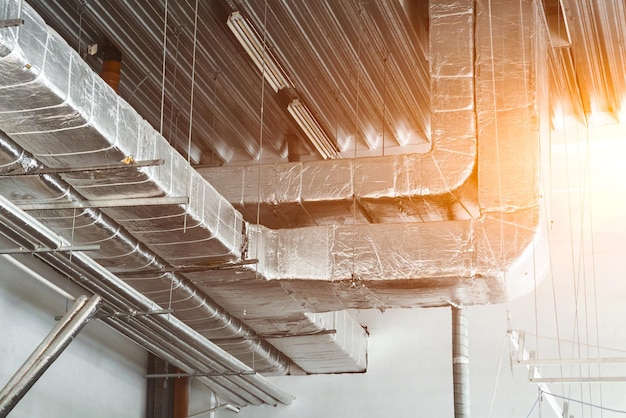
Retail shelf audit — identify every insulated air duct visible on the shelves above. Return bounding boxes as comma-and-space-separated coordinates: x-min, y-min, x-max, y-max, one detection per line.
197, 0, 549, 311
0, 0, 548, 377
0, 2, 366, 376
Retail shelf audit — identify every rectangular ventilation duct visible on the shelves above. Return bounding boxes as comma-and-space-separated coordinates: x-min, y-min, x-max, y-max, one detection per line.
0, 0, 550, 382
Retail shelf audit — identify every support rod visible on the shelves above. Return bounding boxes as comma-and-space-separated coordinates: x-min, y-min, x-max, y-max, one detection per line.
0, 244, 100, 254
0, 159, 164, 176
0, 295, 101, 416
14, 196, 188, 211
452, 306, 470, 418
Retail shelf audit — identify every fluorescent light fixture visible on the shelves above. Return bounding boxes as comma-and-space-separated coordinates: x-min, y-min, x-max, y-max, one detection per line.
227, 11, 292, 93
288, 99, 340, 159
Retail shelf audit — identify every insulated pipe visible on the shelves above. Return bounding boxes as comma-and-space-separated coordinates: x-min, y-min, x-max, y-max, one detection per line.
0, 295, 101, 416
452, 306, 470, 418
0, 194, 294, 406
0, 131, 290, 378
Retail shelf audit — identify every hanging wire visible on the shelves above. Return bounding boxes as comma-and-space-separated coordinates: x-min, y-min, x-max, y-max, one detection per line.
525, 332, 626, 353
540, 390, 626, 415
575, 123, 594, 415
128, 73, 152, 101
540, 126, 566, 381
381, 50, 388, 156
525, 391, 542, 418
563, 118, 584, 403
208, 72, 219, 167
256, 0, 270, 228
167, 275, 174, 321
253, 0, 270, 283
159, 0, 169, 135
167, 29, 182, 144
183, 0, 200, 233
76, 1, 83, 57
187, 0, 200, 164
584, 123, 605, 416
486, 334, 509, 418
486, 0, 513, 333
350, 2, 364, 285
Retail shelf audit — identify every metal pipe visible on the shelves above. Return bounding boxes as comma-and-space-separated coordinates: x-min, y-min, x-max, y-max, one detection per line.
0, 295, 101, 416
452, 306, 470, 418
0, 132, 291, 379
0, 194, 294, 406
104, 319, 254, 406
40, 243, 290, 406
1, 254, 76, 301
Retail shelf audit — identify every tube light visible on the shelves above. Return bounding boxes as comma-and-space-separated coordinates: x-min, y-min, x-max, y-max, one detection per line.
227, 11, 292, 93
288, 99, 340, 159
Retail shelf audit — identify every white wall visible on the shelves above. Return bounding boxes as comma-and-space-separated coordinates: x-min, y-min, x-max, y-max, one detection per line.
225, 305, 536, 418
222, 125, 626, 418
0, 254, 147, 418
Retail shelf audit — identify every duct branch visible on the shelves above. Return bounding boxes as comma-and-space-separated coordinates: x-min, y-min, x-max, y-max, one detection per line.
0, 295, 101, 416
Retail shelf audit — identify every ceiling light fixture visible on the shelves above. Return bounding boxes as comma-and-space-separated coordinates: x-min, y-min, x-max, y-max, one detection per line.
288, 99, 340, 159
227, 11, 292, 93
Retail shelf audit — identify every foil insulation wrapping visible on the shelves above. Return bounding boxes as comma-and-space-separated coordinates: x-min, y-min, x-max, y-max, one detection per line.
266, 311, 368, 374
0, 3, 283, 374
0, 2, 366, 375
200, 0, 477, 229
199, 0, 548, 308
0, 6, 244, 265
0, 0, 549, 376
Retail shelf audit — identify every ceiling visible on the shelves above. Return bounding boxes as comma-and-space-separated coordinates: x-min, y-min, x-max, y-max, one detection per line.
24, 0, 626, 167
1, 0, 625, 410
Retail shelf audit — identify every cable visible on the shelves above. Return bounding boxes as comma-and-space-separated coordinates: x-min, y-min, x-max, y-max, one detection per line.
486, 335, 508, 418
187, 0, 199, 164
539, 390, 626, 415
183, 0, 200, 233
585, 123, 605, 416
524, 332, 626, 354
525, 392, 542, 418
159, 0, 168, 135
351, 2, 364, 284
253, 0, 270, 285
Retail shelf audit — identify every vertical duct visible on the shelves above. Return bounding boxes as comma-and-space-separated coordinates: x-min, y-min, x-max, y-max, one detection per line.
101, 43, 122, 92
452, 306, 470, 418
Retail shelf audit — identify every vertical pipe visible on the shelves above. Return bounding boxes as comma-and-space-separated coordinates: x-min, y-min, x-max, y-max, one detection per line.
0, 295, 101, 416
101, 44, 122, 92
452, 306, 470, 417
172, 369, 190, 418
